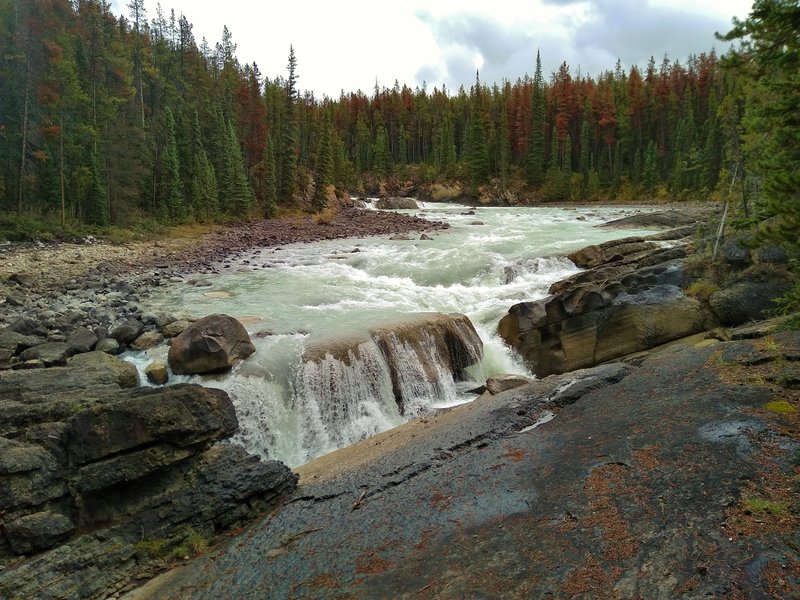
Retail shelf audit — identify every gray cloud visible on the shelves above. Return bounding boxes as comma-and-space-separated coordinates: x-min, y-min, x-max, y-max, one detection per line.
414, 1, 734, 91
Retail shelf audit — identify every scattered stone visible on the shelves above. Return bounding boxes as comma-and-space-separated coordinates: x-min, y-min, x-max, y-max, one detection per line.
19, 342, 70, 367
95, 337, 120, 354
131, 331, 164, 351
420, 233, 433, 241
109, 318, 144, 345
485, 374, 535, 395
161, 319, 190, 338
6, 317, 46, 337
66, 351, 139, 388
66, 327, 99, 354
722, 239, 751, 267
145, 361, 169, 385
9, 272, 35, 287
375, 197, 419, 210
389, 234, 411, 241
754, 245, 789, 264
5, 290, 26, 306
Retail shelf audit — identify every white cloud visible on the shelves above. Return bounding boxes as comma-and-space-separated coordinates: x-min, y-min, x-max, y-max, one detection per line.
109, 0, 754, 96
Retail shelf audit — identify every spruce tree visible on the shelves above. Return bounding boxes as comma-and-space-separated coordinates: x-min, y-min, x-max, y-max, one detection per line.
278, 46, 300, 203
312, 114, 334, 212
162, 106, 186, 222
86, 147, 109, 226
526, 50, 546, 186
225, 121, 254, 217
263, 135, 278, 217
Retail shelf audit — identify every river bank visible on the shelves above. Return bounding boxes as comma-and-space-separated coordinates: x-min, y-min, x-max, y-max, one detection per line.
1, 202, 797, 598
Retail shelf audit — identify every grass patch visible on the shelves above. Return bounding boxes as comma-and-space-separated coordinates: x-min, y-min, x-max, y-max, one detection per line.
133, 538, 169, 560
743, 497, 790, 516
684, 279, 719, 301
765, 400, 798, 414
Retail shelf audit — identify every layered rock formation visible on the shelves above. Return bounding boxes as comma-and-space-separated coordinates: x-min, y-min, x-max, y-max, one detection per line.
0, 356, 296, 599
499, 230, 712, 377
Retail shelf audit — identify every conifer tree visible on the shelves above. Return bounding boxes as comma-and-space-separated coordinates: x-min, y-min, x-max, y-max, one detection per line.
278, 45, 300, 203
262, 135, 278, 217
312, 114, 334, 212
162, 106, 186, 222
86, 147, 109, 226
224, 120, 254, 217
527, 51, 546, 186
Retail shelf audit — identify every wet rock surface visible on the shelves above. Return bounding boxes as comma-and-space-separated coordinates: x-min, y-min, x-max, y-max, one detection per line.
499, 227, 713, 377
126, 331, 800, 599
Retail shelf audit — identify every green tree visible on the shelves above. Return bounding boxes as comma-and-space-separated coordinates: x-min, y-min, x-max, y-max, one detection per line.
312, 114, 334, 212
526, 50, 546, 186
719, 0, 800, 310
278, 45, 300, 203
162, 106, 186, 221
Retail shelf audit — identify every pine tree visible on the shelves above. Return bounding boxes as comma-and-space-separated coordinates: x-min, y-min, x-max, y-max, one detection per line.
190, 111, 218, 220
224, 120, 253, 217
526, 50, 546, 186
162, 106, 186, 222
719, 0, 800, 310
278, 45, 299, 203
312, 114, 334, 212
465, 74, 489, 193
262, 135, 278, 217
86, 146, 109, 225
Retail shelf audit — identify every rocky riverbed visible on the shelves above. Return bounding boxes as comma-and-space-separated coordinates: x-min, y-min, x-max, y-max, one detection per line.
1, 205, 798, 598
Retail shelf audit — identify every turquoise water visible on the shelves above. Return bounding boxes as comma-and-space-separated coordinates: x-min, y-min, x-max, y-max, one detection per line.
139, 203, 657, 466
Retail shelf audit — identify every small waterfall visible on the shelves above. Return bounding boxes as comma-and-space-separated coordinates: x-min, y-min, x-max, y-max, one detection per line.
291, 342, 402, 459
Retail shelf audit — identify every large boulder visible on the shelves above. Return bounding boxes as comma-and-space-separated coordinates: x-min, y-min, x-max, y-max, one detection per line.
500, 247, 713, 377
375, 197, 419, 210
168, 314, 256, 375
708, 270, 794, 326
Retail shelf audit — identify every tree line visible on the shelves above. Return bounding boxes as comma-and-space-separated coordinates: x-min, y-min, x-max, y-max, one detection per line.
0, 0, 783, 231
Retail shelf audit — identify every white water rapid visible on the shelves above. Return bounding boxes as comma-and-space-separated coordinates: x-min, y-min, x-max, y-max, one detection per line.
134, 203, 658, 467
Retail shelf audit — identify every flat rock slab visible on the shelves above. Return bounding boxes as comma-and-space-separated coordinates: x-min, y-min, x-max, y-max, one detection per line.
126, 335, 800, 599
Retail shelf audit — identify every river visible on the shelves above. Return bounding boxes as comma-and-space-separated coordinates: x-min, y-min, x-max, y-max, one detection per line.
134, 203, 657, 467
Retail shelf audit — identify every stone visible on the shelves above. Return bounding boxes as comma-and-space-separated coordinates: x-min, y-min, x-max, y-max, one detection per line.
108, 318, 144, 344
66, 327, 99, 354
485, 374, 535, 395
168, 314, 255, 375
420, 233, 433, 241
5, 290, 26, 306
131, 331, 164, 350
95, 337, 119, 354
500, 249, 713, 378
161, 319, 190, 338
65, 384, 237, 465
722, 240, 751, 267
145, 361, 169, 385
95, 261, 119, 275
389, 233, 411, 241
19, 342, 70, 366
3, 511, 75, 555
9, 272, 35, 287
6, 317, 47, 337
753, 245, 789, 264
375, 197, 419, 210
709, 278, 793, 326
0, 330, 42, 354
0, 438, 65, 511
66, 351, 139, 388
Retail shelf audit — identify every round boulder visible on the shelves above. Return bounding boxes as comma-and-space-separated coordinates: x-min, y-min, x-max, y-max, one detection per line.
168, 314, 256, 375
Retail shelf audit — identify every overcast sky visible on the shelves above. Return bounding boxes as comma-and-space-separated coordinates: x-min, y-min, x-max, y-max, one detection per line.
109, 0, 754, 98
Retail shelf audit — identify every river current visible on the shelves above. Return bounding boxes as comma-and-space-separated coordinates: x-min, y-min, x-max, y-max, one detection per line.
134, 203, 657, 467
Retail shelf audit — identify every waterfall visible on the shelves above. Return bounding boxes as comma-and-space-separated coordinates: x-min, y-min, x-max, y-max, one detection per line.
226, 313, 484, 466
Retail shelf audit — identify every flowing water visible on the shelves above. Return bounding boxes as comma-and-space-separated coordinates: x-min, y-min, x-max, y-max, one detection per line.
135, 203, 658, 467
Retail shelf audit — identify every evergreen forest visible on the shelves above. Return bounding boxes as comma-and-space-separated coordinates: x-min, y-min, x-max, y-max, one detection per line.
0, 0, 796, 246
